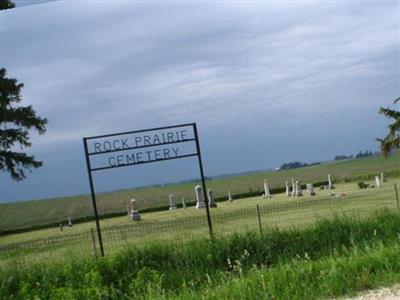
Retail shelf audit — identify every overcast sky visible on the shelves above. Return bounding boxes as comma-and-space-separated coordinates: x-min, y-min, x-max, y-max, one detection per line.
1, 1, 399, 203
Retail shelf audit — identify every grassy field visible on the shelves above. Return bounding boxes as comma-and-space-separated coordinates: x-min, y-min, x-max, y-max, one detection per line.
1, 151, 398, 300
0, 177, 398, 270
2, 211, 400, 299
1, 153, 399, 233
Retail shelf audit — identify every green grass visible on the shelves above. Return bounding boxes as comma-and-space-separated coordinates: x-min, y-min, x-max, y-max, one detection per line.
0, 179, 398, 269
1, 211, 400, 299
1, 153, 399, 233
173, 241, 400, 300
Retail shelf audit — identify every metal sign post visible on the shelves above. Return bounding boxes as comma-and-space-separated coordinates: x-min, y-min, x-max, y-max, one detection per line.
83, 139, 105, 257
83, 122, 212, 256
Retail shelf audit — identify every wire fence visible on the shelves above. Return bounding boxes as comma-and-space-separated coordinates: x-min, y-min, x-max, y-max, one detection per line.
0, 183, 399, 270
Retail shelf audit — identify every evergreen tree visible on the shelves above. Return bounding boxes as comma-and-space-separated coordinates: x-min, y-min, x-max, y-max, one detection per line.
0, 0, 15, 10
377, 97, 400, 157
0, 68, 47, 180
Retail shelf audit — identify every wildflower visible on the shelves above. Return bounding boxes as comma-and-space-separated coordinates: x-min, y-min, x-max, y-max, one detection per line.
227, 258, 232, 268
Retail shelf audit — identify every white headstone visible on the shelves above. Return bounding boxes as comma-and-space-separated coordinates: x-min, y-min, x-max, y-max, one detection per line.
169, 194, 177, 210
295, 181, 303, 197
380, 172, 384, 185
129, 198, 141, 220
375, 176, 381, 188
208, 189, 217, 207
130, 198, 138, 210
195, 185, 206, 208
285, 180, 290, 197
306, 183, 316, 196
291, 179, 296, 197
328, 174, 334, 190
228, 191, 233, 202
181, 197, 186, 209
67, 216, 72, 227
263, 179, 272, 198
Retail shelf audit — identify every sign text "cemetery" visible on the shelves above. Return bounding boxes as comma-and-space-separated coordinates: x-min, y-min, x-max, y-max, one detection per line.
83, 123, 211, 256
86, 125, 197, 171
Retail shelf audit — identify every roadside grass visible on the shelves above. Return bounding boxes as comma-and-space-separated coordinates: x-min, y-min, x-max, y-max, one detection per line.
1, 210, 400, 299
1, 153, 399, 233
171, 241, 400, 300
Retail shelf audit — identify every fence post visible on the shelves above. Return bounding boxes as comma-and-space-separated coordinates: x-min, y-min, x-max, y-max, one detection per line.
90, 228, 98, 262
394, 183, 400, 212
256, 204, 262, 234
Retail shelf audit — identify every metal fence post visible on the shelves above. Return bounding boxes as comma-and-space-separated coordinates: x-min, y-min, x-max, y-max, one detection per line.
256, 204, 262, 234
394, 183, 399, 212
90, 228, 98, 262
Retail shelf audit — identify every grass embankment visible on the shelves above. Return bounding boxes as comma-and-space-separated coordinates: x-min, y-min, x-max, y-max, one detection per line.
1, 153, 399, 233
1, 211, 400, 299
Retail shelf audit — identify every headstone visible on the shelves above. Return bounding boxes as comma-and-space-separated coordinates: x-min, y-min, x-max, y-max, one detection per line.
129, 198, 141, 220
291, 179, 296, 197
195, 185, 206, 208
208, 189, 217, 208
263, 179, 272, 198
328, 174, 334, 190
285, 180, 291, 197
295, 181, 303, 197
306, 183, 316, 196
380, 172, 384, 184
375, 176, 381, 188
169, 194, 177, 210
59, 224, 63, 232
181, 197, 186, 209
67, 216, 72, 227
130, 198, 137, 210
228, 191, 233, 202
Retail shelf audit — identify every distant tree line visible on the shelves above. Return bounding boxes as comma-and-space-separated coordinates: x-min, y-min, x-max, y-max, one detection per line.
334, 150, 376, 161
279, 161, 321, 171
334, 155, 353, 161
355, 150, 375, 158
280, 149, 378, 171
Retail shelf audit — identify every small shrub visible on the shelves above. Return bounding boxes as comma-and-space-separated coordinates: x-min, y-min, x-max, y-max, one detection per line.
358, 182, 369, 189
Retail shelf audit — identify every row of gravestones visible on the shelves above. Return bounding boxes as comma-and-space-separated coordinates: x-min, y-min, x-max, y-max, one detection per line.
127, 185, 225, 220
263, 179, 316, 198
127, 173, 386, 221
262, 173, 337, 198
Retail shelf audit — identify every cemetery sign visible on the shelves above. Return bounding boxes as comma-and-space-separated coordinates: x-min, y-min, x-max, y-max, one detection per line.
83, 123, 212, 256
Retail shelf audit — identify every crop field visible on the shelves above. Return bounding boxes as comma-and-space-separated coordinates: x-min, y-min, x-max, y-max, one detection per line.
1, 153, 399, 233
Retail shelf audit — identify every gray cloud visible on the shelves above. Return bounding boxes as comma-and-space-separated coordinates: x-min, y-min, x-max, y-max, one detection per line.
1, 1, 399, 202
